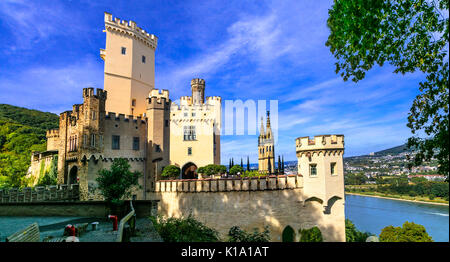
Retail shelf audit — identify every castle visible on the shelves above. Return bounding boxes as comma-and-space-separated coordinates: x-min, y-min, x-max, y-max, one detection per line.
28, 12, 221, 201
27, 12, 346, 241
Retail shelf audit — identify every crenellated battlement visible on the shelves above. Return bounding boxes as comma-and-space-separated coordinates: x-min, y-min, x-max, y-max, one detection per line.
104, 12, 158, 49
296, 135, 344, 154
46, 129, 59, 138
191, 78, 205, 87
147, 89, 170, 105
154, 175, 303, 193
105, 112, 146, 124
83, 87, 107, 100
149, 89, 169, 99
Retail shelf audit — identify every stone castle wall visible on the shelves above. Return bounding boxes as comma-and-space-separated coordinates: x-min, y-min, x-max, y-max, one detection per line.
148, 175, 345, 242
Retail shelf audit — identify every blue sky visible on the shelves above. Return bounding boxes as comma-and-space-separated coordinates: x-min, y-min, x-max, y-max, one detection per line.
0, 0, 427, 164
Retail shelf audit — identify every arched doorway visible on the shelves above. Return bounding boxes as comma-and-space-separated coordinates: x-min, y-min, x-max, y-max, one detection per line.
181, 162, 198, 179
282, 225, 296, 242
69, 166, 78, 184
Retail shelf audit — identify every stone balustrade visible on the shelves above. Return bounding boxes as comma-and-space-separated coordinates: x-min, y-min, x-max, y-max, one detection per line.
154, 175, 303, 193
0, 184, 79, 203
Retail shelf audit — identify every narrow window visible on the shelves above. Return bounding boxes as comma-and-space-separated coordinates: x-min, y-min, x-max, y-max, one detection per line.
192, 112, 196, 117
99, 135, 103, 147
83, 134, 88, 147
112, 135, 120, 150
184, 112, 188, 117
92, 111, 96, 120
331, 162, 336, 176
155, 144, 161, 152
310, 164, 317, 177
121, 47, 126, 55
187, 147, 192, 156
132, 99, 136, 107
142, 55, 146, 63
133, 137, 139, 150
91, 134, 96, 147
165, 120, 169, 127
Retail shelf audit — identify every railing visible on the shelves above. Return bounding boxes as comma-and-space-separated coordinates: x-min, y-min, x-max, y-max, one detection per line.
116, 201, 136, 242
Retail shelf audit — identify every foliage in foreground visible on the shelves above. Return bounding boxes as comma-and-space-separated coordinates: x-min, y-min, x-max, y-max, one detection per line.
150, 215, 220, 242
227, 226, 270, 242
326, 0, 449, 180
379, 221, 433, 242
299, 226, 323, 242
345, 219, 372, 242
96, 158, 141, 204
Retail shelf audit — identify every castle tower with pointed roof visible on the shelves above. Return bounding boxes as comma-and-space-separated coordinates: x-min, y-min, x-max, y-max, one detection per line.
258, 111, 275, 173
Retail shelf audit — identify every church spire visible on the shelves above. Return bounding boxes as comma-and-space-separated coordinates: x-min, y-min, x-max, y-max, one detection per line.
266, 111, 271, 129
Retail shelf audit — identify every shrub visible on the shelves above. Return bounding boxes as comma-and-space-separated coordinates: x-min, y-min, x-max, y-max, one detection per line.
227, 226, 270, 242
379, 221, 433, 242
198, 164, 227, 176
229, 165, 244, 175
161, 165, 180, 179
150, 215, 220, 242
299, 226, 323, 242
428, 194, 435, 200
96, 158, 141, 204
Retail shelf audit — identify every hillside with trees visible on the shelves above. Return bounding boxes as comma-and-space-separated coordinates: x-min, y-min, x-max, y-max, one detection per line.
0, 104, 59, 188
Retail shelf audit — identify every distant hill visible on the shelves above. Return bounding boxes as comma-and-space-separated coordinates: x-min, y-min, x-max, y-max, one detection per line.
373, 143, 413, 156
0, 104, 59, 188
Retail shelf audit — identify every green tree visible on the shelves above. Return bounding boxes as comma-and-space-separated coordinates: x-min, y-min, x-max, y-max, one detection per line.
227, 226, 270, 242
345, 219, 372, 242
299, 227, 323, 242
326, 0, 449, 180
379, 221, 433, 242
96, 158, 141, 204
229, 165, 244, 176
161, 165, 180, 179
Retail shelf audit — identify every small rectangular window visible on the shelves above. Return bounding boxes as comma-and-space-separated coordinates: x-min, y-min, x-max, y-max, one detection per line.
187, 147, 192, 156
184, 112, 188, 117
192, 112, 196, 117
99, 135, 103, 147
310, 164, 317, 177
83, 134, 88, 147
133, 137, 139, 150
142, 55, 146, 63
121, 47, 126, 55
132, 99, 136, 107
331, 162, 336, 176
112, 135, 120, 150
155, 144, 161, 152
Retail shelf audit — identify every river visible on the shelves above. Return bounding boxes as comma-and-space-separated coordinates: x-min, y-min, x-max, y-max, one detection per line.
345, 194, 449, 242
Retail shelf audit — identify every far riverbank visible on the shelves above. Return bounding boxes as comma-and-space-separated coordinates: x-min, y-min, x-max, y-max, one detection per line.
345, 192, 449, 206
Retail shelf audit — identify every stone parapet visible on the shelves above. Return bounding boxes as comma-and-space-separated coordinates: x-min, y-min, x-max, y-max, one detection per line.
154, 175, 303, 193
0, 184, 79, 203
